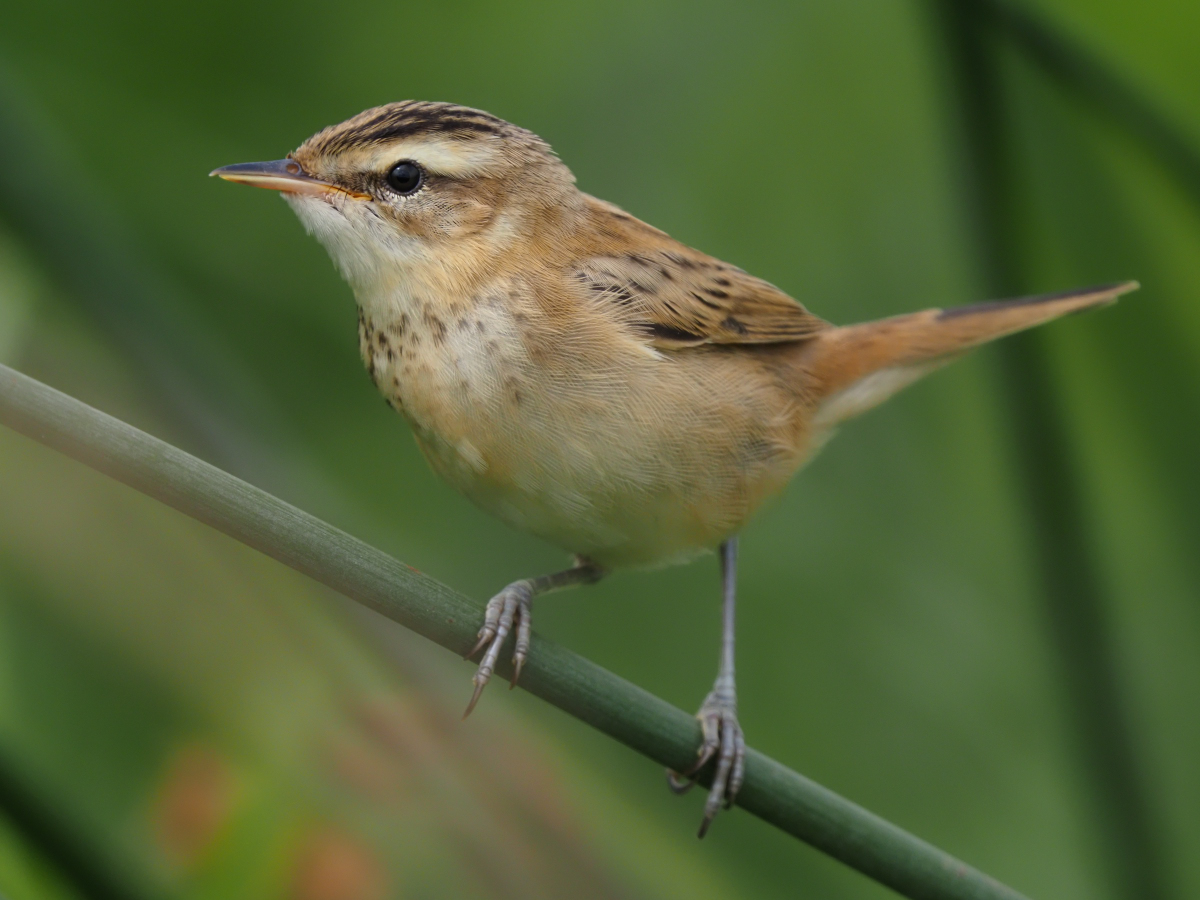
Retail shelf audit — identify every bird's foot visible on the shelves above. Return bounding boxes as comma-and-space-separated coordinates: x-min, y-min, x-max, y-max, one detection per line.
463, 579, 534, 717
667, 687, 746, 837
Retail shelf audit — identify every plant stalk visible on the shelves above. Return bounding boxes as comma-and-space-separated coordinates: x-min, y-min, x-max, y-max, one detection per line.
0, 361, 1030, 900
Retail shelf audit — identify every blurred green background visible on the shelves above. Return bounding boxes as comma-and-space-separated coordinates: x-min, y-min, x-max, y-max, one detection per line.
0, 1, 1197, 898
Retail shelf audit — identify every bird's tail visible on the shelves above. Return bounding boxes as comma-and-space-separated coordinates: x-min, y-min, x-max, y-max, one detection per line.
801, 281, 1137, 428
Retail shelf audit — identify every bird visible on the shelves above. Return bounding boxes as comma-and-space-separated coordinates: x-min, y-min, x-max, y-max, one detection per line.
211, 100, 1135, 836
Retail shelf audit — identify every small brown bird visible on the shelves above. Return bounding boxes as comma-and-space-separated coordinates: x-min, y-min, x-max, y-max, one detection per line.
213, 101, 1135, 836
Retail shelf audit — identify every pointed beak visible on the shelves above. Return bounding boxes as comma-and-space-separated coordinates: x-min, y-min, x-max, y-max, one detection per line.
209, 159, 369, 199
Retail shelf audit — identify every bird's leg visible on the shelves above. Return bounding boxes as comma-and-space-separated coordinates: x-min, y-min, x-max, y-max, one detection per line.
464, 556, 603, 717
667, 537, 746, 837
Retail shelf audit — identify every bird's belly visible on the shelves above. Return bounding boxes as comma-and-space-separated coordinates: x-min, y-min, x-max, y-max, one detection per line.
414, 410, 753, 569
363, 308, 804, 568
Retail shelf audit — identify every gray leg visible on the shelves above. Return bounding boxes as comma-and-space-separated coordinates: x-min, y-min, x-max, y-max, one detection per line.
667, 537, 746, 837
464, 556, 602, 717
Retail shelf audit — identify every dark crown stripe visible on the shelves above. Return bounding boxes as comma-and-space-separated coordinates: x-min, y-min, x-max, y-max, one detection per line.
323, 104, 506, 151
367, 117, 501, 141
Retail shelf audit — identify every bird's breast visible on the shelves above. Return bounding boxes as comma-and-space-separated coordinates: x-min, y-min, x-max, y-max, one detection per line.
357, 283, 549, 486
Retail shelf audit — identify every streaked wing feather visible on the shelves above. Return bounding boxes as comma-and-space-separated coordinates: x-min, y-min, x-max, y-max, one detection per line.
570, 204, 828, 349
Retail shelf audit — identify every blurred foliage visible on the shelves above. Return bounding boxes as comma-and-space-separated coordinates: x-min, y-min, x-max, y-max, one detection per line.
0, 1, 1198, 899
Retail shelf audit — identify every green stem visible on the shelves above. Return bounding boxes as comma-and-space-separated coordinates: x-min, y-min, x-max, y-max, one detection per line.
977, 0, 1200, 208
0, 361, 1030, 900
928, 3, 1169, 898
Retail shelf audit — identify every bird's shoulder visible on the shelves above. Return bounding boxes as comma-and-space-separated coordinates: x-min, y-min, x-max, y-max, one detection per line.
562, 195, 829, 349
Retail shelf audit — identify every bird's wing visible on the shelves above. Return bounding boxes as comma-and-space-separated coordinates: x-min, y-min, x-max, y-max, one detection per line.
569, 214, 829, 350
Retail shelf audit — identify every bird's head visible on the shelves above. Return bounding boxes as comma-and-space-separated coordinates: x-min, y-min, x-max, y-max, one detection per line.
212, 101, 580, 297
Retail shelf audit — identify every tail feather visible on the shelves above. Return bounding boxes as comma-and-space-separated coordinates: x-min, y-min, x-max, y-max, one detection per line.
804, 281, 1137, 428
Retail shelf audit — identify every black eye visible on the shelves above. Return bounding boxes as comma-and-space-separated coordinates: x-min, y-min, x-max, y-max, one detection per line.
386, 161, 423, 195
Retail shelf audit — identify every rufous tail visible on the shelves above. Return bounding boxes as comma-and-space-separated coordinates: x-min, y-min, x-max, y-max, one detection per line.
802, 281, 1137, 428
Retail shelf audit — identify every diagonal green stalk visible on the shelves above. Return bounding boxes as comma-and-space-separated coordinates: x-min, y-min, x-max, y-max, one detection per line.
0, 361, 1031, 900
928, 3, 1170, 899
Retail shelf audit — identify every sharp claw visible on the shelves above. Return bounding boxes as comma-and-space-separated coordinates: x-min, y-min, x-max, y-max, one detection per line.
697, 811, 716, 839
509, 656, 525, 689
463, 679, 487, 719
666, 769, 696, 794
466, 630, 492, 660
667, 718, 722, 795
684, 741, 716, 778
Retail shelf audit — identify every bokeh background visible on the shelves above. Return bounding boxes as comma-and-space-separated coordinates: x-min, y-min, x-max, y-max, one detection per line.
0, 1, 1198, 898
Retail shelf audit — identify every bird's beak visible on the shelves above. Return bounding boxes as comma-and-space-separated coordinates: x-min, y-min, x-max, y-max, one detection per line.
209, 159, 369, 199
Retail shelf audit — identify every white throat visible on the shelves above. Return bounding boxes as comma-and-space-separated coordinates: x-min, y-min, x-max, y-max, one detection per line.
284, 193, 432, 309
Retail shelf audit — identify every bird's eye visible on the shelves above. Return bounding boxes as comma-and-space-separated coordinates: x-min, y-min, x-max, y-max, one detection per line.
386, 161, 423, 195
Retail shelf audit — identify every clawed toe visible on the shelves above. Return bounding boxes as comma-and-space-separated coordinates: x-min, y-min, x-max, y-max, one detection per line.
460, 561, 603, 719
463, 581, 532, 718
666, 691, 745, 837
